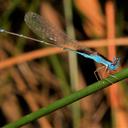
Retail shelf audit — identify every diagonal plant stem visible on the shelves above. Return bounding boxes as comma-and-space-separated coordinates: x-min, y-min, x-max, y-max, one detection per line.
3, 68, 128, 128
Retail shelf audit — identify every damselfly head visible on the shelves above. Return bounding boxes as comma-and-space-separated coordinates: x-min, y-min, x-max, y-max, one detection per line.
109, 57, 120, 70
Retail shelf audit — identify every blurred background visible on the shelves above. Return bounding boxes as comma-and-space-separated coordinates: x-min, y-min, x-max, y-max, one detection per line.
0, 0, 128, 128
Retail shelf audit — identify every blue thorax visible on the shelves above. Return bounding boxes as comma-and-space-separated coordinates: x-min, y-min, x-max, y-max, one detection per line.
76, 51, 120, 71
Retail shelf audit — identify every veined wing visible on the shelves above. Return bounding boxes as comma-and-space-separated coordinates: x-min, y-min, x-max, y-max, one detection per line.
24, 12, 93, 54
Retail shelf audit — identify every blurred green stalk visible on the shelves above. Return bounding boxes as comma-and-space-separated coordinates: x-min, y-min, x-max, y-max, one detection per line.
63, 0, 80, 128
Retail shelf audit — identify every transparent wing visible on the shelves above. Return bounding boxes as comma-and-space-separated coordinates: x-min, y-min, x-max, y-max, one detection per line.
24, 12, 93, 53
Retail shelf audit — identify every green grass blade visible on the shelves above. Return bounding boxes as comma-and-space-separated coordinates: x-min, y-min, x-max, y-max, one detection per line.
3, 68, 128, 128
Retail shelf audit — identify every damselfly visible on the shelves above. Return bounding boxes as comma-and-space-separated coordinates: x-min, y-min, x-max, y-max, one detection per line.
0, 12, 120, 74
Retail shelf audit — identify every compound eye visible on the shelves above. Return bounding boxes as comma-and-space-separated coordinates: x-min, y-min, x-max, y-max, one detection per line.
113, 57, 120, 65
